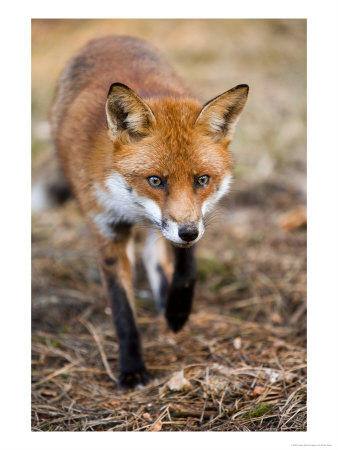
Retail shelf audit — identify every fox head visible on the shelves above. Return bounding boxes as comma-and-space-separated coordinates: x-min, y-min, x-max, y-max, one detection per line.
104, 82, 248, 247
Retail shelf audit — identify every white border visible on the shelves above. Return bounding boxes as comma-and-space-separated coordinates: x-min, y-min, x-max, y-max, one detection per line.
1, 1, 338, 449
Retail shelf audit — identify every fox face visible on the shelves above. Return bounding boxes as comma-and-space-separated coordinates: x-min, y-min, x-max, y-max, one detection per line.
97, 83, 248, 247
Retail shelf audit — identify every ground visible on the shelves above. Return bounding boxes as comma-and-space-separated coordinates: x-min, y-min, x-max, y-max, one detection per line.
31, 19, 307, 431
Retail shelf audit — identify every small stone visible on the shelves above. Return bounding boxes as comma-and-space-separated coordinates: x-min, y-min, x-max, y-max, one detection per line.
233, 337, 242, 350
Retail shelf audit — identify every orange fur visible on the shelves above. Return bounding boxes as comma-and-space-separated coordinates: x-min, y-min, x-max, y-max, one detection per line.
50, 36, 248, 388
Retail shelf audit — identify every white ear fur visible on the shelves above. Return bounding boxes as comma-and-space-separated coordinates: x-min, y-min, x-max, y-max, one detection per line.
195, 84, 249, 139
106, 83, 156, 139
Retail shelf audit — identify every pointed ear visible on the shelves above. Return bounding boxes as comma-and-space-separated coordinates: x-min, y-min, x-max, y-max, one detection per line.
195, 84, 249, 140
105, 83, 156, 140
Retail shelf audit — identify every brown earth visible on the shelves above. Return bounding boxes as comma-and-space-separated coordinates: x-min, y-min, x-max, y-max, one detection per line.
31, 19, 306, 431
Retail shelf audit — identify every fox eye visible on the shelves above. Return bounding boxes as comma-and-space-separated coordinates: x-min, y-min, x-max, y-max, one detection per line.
147, 176, 163, 187
196, 175, 210, 186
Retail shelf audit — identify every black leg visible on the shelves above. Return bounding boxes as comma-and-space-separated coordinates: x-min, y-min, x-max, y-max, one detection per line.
95, 226, 150, 390
165, 246, 196, 332
107, 275, 150, 388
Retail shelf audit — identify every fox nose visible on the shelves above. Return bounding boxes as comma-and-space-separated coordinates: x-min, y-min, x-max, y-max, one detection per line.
178, 225, 199, 242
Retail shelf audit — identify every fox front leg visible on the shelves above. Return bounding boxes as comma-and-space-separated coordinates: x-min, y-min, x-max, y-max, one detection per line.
96, 226, 150, 389
143, 229, 172, 313
165, 246, 197, 332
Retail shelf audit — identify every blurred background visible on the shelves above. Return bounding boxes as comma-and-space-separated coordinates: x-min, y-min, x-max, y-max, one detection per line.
31, 19, 307, 431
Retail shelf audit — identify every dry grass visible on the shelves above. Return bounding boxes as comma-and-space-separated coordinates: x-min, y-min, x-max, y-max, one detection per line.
31, 19, 306, 432
31, 193, 306, 431
32, 315, 306, 431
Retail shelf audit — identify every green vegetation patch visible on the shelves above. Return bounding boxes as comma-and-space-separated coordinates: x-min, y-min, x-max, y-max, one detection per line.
243, 403, 271, 419
38, 336, 61, 348
197, 257, 225, 281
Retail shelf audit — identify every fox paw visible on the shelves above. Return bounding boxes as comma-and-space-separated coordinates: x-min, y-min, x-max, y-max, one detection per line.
165, 310, 190, 333
119, 368, 150, 389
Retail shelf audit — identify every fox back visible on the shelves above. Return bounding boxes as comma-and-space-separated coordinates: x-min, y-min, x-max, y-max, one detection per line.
49, 36, 249, 388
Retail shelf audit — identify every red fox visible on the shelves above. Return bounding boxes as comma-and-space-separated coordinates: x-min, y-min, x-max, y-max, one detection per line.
45, 36, 248, 388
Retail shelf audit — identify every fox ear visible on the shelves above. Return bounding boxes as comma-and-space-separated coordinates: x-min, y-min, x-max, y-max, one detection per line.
106, 83, 156, 140
195, 84, 249, 140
